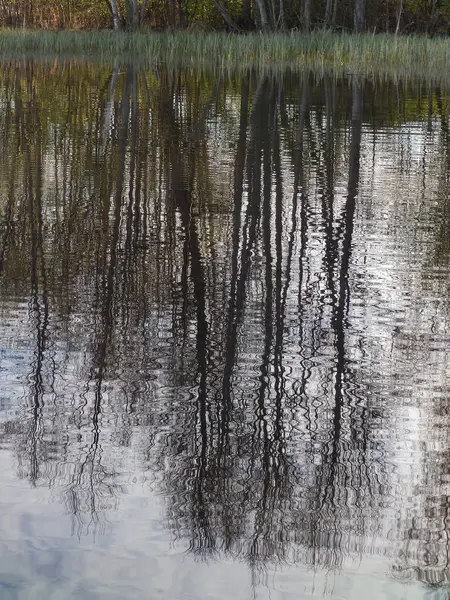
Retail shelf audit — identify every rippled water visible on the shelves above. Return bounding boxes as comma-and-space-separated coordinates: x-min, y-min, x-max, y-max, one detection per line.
0, 61, 449, 599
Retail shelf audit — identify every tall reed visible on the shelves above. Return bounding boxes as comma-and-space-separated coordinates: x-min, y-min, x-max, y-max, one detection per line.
0, 30, 449, 80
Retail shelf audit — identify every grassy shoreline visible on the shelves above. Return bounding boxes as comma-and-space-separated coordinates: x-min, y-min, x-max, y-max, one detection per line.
0, 29, 449, 79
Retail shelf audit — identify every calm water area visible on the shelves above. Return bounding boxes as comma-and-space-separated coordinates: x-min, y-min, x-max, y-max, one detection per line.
0, 60, 449, 599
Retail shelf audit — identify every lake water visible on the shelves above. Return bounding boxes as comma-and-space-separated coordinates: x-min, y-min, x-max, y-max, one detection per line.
0, 60, 449, 599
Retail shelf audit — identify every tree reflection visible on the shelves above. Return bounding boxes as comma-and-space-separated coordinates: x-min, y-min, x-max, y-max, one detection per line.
0, 61, 449, 585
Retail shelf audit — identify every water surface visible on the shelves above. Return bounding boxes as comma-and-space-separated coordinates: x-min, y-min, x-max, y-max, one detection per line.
0, 61, 449, 599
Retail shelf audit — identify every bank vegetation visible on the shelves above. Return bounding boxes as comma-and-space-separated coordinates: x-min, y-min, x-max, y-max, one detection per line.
0, 29, 450, 80
0, 0, 449, 34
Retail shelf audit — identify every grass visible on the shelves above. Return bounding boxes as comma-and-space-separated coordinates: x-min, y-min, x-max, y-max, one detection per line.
0, 29, 449, 79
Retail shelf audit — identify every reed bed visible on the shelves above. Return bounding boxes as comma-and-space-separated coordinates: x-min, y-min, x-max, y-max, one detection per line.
0, 29, 449, 79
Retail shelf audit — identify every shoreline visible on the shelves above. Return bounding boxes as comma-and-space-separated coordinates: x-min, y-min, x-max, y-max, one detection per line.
0, 29, 449, 80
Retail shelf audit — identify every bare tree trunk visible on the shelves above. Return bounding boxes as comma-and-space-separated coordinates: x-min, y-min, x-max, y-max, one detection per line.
139, 0, 148, 25
268, 0, 276, 28
332, 0, 338, 27
125, 0, 139, 29
105, 0, 121, 29
211, 0, 241, 30
429, 0, 437, 32
254, 0, 269, 29
354, 0, 365, 32
395, 0, 402, 34
303, 0, 311, 32
241, 0, 251, 27
165, 0, 174, 26
324, 0, 333, 28
325, 0, 338, 29
279, 0, 286, 29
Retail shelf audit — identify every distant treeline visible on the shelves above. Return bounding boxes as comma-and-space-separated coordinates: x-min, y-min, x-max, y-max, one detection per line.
0, 0, 449, 34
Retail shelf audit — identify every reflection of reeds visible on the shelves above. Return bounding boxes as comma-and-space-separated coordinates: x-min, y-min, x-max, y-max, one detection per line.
1, 31, 450, 81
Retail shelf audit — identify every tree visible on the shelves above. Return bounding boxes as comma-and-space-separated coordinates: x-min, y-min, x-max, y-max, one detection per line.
211, 0, 241, 30
354, 0, 365, 31
104, 0, 148, 29
105, 0, 120, 29
1, 0, 450, 34
254, 0, 270, 29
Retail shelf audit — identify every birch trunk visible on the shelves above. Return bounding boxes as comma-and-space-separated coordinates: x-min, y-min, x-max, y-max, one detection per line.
254, 0, 269, 29
108, 0, 121, 29
395, 0, 402, 34
211, 0, 241, 30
